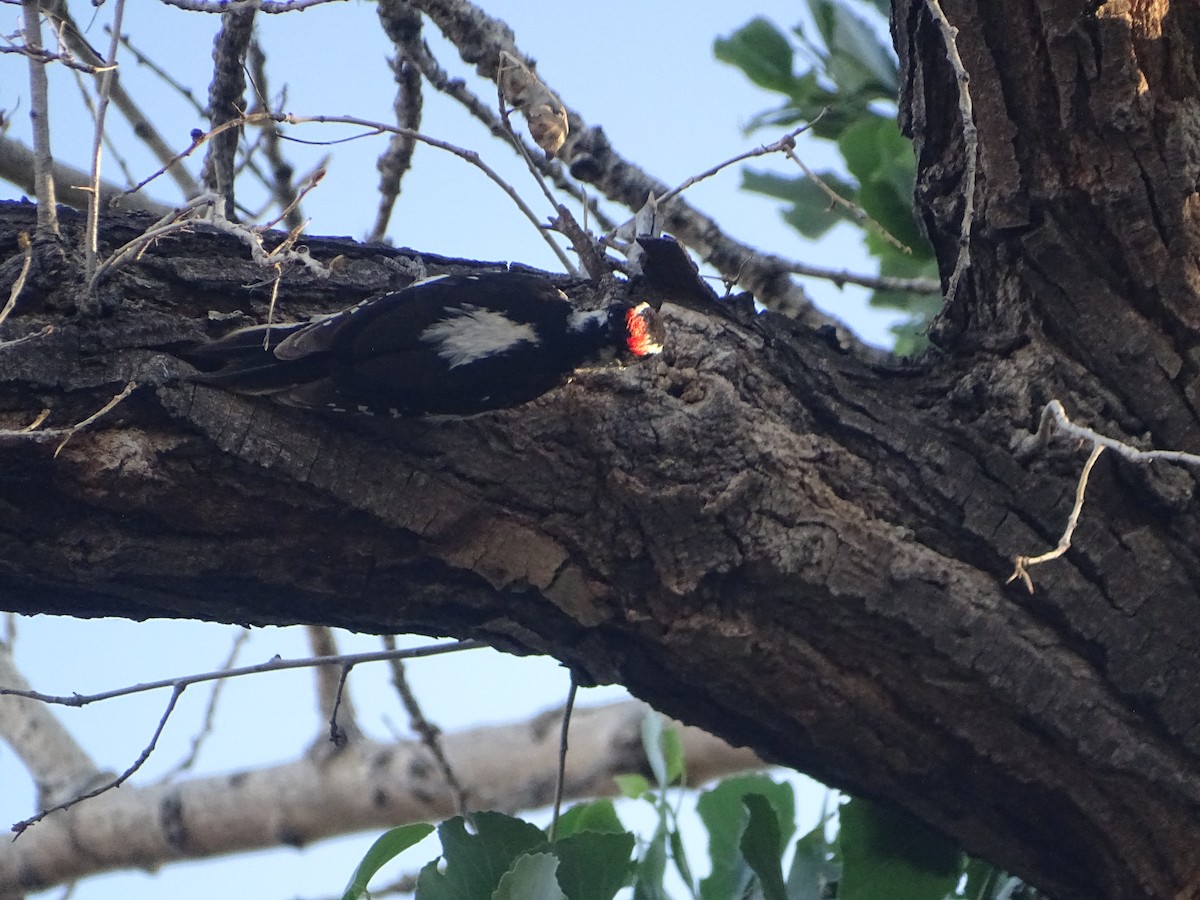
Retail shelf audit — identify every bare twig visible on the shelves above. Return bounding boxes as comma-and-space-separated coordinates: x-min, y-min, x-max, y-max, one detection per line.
382, 634, 470, 819
782, 142, 910, 254
246, 39, 305, 231
658, 124, 818, 209
20, 0, 60, 236
279, 112, 577, 272
926, 0, 977, 302
493, 62, 585, 277
780, 258, 941, 294
12, 684, 186, 836
0, 381, 133, 454
158, 627, 252, 779
111, 25, 205, 116
547, 674, 578, 842
84, 0, 127, 279
397, 31, 616, 233
306, 626, 358, 747
1020, 400, 1200, 468
41, 0, 202, 199
88, 194, 219, 289
1007, 443, 1104, 593
1008, 400, 1200, 591
0, 640, 485, 708
328, 665, 354, 748
53, 381, 138, 457
7, 640, 483, 831
0, 639, 104, 809
0, 231, 33, 330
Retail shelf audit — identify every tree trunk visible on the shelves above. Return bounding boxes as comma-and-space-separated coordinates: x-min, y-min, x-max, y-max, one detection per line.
2, 1, 1200, 898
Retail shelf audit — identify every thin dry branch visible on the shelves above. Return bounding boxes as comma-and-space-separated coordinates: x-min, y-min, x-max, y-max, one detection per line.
20, 0, 59, 236
1008, 400, 1200, 591
246, 39, 306, 230
41, 0, 202, 199
12, 683, 185, 835
84, 0, 127, 279
382, 634, 470, 819
307, 626, 360, 748
395, 27, 616, 233
782, 142, 909, 254
157, 628, 251, 780
547, 675, 578, 842
0, 697, 759, 887
0, 640, 103, 809
7, 641, 484, 833
925, 0, 977, 302
0, 640, 484, 709
0, 231, 33, 331
278, 112, 577, 272
1008, 443, 1104, 593
406, 0, 828, 320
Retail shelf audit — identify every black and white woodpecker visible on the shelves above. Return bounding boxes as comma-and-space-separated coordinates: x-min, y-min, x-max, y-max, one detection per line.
192, 271, 666, 417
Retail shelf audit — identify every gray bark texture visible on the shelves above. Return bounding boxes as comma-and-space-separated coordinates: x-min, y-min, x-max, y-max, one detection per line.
3, 1, 1200, 898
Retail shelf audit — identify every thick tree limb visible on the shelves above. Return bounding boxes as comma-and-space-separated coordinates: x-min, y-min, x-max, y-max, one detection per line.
0, 193, 1198, 899
1, 698, 754, 890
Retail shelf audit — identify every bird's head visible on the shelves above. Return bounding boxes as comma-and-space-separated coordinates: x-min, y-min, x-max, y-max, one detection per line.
622, 302, 665, 358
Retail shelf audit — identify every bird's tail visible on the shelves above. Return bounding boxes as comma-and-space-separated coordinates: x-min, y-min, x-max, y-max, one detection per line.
186, 322, 327, 395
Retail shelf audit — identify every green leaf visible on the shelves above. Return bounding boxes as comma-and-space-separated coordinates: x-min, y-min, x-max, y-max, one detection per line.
641, 714, 680, 789
341, 823, 435, 900
740, 794, 788, 900
741, 168, 859, 239
785, 823, 840, 900
552, 801, 625, 840
715, 17, 796, 94
806, 0, 897, 96
837, 115, 929, 254
631, 824, 670, 900
493, 853, 567, 900
697, 776, 796, 900
661, 726, 686, 786
552, 830, 636, 900
416, 813, 547, 900
837, 798, 961, 900
669, 825, 697, 894
614, 773, 651, 800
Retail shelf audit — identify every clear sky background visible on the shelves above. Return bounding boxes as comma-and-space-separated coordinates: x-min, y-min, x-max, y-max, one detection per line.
0, 1, 899, 897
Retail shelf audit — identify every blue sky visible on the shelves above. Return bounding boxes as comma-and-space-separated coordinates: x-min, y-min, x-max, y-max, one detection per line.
0, 1, 893, 897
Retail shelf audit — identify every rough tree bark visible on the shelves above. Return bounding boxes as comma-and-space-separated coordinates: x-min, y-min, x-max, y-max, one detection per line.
2, 1, 1200, 899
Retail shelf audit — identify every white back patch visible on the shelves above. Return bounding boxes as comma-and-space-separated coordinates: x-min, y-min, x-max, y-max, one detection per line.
567, 308, 608, 332
420, 304, 539, 368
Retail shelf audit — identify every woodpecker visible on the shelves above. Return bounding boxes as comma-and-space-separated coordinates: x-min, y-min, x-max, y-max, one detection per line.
191, 271, 665, 417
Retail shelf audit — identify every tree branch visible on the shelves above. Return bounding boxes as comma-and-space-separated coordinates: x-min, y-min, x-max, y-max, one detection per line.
1, 699, 758, 889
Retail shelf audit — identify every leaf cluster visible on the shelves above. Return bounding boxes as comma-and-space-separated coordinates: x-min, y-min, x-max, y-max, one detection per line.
716, 0, 940, 354
340, 718, 1041, 900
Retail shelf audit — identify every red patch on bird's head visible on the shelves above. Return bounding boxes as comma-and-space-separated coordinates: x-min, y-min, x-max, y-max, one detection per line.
624, 303, 665, 357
